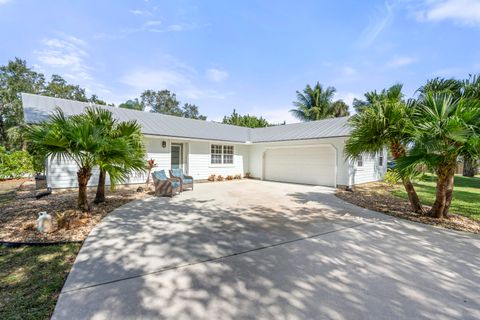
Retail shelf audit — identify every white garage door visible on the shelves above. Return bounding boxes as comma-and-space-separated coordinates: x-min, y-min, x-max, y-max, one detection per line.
264, 146, 336, 186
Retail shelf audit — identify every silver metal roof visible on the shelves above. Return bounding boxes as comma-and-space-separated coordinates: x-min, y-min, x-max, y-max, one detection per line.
22, 93, 351, 143
250, 117, 351, 142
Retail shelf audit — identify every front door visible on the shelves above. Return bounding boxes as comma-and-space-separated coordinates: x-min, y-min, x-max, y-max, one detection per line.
171, 144, 183, 169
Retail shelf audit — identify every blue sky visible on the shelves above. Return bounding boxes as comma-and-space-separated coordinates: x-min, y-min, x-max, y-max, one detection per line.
1, 0, 480, 123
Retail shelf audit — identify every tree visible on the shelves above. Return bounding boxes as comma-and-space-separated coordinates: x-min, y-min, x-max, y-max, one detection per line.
331, 100, 350, 117
182, 103, 207, 120
345, 84, 424, 213
0, 58, 45, 149
142, 90, 183, 116
222, 109, 271, 128
397, 94, 480, 218
89, 94, 107, 105
461, 74, 480, 177
26, 109, 101, 211
44, 74, 88, 101
82, 107, 146, 203
119, 98, 144, 111
290, 82, 350, 121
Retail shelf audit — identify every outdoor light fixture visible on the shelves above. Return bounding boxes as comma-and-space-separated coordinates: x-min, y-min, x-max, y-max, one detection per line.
162, 141, 167, 148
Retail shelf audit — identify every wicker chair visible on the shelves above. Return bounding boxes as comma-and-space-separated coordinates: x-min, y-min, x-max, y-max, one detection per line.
169, 168, 194, 191
152, 170, 181, 197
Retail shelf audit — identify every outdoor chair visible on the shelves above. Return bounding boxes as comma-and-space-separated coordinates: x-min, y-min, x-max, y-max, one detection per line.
169, 168, 194, 190
152, 170, 181, 197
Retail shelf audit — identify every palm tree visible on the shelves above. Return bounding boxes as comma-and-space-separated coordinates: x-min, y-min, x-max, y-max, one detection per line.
345, 84, 424, 213
461, 74, 480, 177
397, 94, 480, 218
26, 109, 102, 211
82, 107, 146, 204
290, 82, 349, 121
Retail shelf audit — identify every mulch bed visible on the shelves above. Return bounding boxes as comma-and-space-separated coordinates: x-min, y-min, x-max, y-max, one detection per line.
336, 182, 480, 234
0, 179, 152, 243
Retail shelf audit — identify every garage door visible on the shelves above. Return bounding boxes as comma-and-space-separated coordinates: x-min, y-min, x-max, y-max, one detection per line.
264, 146, 336, 186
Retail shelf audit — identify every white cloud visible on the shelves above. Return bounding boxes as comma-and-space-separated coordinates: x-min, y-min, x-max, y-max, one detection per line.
357, 1, 395, 48
34, 35, 92, 81
341, 66, 357, 76
206, 68, 229, 82
387, 55, 416, 67
33, 34, 114, 102
130, 9, 153, 16
0, 0, 12, 5
335, 92, 360, 107
261, 108, 299, 124
120, 61, 228, 101
416, 0, 480, 26
144, 20, 161, 27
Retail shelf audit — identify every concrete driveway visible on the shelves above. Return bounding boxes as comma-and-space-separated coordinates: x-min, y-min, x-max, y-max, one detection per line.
53, 180, 480, 320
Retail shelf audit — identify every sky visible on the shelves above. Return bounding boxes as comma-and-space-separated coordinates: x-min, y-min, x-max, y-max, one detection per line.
1, 0, 480, 123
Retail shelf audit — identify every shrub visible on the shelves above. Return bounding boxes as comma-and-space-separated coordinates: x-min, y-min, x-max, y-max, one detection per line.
216, 175, 224, 181
383, 169, 401, 185
208, 174, 216, 181
226, 175, 234, 181
0, 146, 34, 179
244, 172, 251, 179
234, 174, 242, 180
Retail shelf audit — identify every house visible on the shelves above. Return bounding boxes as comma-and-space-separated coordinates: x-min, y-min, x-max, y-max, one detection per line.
22, 93, 387, 189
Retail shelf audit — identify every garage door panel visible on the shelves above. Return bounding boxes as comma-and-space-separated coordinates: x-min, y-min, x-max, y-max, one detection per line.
264, 146, 335, 186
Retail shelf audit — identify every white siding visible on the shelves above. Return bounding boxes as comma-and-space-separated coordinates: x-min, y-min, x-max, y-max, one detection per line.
45, 134, 386, 189
352, 150, 388, 185
47, 136, 171, 189
188, 141, 248, 180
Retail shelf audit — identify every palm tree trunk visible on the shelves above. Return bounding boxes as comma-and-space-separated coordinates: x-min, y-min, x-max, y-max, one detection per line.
463, 157, 476, 177
390, 142, 423, 214
429, 165, 455, 219
402, 178, 424, 213
77, 167, 92, 211
94, 169, 106, 204
443, 174, 455, 218
429, 176, 448, 219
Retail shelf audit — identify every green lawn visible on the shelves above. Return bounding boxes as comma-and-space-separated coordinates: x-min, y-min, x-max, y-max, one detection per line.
0, 244, 80, 320
391, 174, 480, 221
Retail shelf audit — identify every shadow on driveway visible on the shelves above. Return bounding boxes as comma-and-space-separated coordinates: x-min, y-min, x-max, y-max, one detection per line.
53, 180, 480, 319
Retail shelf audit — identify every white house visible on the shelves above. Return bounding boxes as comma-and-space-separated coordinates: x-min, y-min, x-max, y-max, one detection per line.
22, 93, 387, 189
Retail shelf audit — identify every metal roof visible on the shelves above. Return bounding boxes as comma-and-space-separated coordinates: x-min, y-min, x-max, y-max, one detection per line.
250, 117, 351, 142
22, 93, 351, 143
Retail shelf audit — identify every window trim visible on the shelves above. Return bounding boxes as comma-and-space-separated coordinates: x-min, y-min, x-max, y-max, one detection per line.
356, 155, 364, 168
210, 143, 235, 167
378, 153, 384, 167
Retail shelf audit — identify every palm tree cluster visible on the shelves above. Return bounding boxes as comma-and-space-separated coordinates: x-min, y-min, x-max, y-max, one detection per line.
290, 82, 350, 121
346, 76, 480, 219
27, 107, 146, 211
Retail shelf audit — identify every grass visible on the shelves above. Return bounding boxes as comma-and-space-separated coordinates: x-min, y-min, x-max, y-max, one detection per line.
0, 243, 81, 320
391, 174, 480, 221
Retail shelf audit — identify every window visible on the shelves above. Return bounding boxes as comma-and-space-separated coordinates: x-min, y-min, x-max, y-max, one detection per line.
378, 154, 384, 166
211, 144, 234, 165
356, 155, 363, 167
223, 145, 234, 164
211, 145, 222, 164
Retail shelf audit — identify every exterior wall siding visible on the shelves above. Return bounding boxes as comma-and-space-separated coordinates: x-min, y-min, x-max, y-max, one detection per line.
47, 136, 171, 189
352, 150, 388, 185
188, 141, 248, 180
45, 135, 386, 189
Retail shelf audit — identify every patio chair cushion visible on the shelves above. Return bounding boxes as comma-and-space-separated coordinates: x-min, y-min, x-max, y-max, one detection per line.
171, 180, 181, 189
153, 170, 168, 181
183, 178, 193, 184
171, 168, 184, 178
